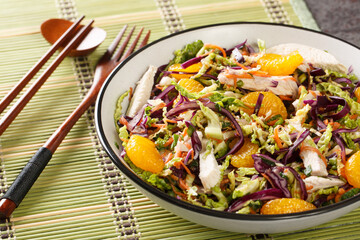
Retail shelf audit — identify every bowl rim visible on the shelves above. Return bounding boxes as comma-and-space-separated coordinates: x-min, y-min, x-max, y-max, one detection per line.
95, 21, 360, 221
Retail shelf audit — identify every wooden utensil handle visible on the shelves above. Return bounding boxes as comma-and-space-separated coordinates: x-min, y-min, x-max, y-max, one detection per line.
1, 148, 52, 208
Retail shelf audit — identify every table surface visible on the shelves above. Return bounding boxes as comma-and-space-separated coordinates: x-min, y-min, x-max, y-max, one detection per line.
0, 0, 359, 239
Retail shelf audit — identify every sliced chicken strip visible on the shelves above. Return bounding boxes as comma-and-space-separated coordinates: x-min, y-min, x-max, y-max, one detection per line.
304, 176, 345, 193
267, 43, 347, 74
127, 65, 157, 117
218, 68, 298, 98
199, 147, 221, 191
300, 140, 328, 177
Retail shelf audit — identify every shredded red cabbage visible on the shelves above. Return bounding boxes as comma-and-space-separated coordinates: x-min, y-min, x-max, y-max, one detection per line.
166, 100, 244, 161
263, 169, 291, 198
332, 133, 346, 161
283, 129, 310, 164
333, 127, 358, 134
322, 96, 350, 120
184, 149, 194, 165
285, 166, 308, 200
224, 40, 247, 56
154, 85, 177, 100
180, 56, 204, 69
253, 93, 264, 115
185, 121, 202, 160
334, 77, 352, 85
351, 80, 360, 98
310, 67, 326, 76
252, 154, 282, 173
270, 80, 279, 88
227, 189, 284, 212
231, 48, 244, 63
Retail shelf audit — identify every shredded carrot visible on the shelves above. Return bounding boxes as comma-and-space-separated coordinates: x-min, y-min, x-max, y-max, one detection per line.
119, 116, 129, 128
173, 160, 182, 168
338, 188, 346, 195
300, 173, 306, 179
128, 87, 133, 102
249, 208, 257, 214
175, 150, 182, 158
335, 187, 353, 203
184, 142, 192, 150
165, 153, 174, 164
179, 178, 189, 190
261, 173, 275, 188
340, 165, 347, 178
251, 70, 272, 78
164, 137, 174, 147
225, 73, 253, 79
349, 114, 358, 120
334, 194, 342, 203
179, 161, 195, 178
278, 95, 293, 101
171, 184, 187, 199
119, 138, 129, 143
165, 118, 178, 124
298, 85, 306, 96
274, 125, 283, 149
199, 92, 214, 98
318, 128, 327, 133
204, 44, 227, 57
170, 175, 178, 181
155, 85, 164, 90
300, 145, 327, 167
330, 121, 341, 130
306, 185, 314, 191
327, 193, 336, 201
309, 90, 317, 97
235, 61, 249, 70
151, 123, 167, 129
335, 188, 347, 202
151, 102, 167, 113
198, 49, 215, 57
182, 127, 188, 137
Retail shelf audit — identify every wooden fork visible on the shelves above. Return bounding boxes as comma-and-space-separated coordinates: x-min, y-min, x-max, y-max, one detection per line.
0, 26, 151, 218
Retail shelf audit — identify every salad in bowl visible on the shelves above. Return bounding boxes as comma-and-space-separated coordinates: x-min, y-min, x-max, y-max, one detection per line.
114, 37, 360, 215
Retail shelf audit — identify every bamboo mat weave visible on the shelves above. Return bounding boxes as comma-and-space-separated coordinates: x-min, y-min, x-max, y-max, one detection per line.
0, 0, 359, 239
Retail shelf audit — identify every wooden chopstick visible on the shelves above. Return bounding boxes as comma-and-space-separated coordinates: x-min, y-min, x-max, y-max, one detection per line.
0, 19, 94, 136
0, 15, 85, 115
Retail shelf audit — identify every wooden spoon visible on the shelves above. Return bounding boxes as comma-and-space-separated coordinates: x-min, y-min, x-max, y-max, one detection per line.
41, 18, 106, 57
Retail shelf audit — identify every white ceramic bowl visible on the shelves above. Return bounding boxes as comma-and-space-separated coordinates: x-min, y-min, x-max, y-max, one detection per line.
95, 22, 360, 233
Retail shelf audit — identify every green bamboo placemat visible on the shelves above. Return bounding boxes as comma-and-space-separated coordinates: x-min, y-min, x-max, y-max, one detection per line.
0, 0, 359, 239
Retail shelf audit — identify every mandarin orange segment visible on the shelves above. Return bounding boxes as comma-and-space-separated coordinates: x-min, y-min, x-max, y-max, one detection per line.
345, 150, 360, 188
257, 51, 303, 76
240, 91, 287, 125
168, 62, 202, 80
126, 135, 165, 173
230, 137, 259, 168
354, 87, 360, 103
261, 198, 316, 214
178, 78, 204, 93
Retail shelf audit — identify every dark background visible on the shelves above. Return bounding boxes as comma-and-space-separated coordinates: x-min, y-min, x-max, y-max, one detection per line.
304, 0, 360, 47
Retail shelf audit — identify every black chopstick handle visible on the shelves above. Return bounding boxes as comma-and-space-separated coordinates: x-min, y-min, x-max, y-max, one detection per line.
2, 147, 52, 207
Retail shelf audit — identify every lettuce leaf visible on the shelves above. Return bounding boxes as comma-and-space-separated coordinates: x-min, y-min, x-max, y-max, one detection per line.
317, 82, 360, 115
173, 40, 204, 64
317, 124, 333, 153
